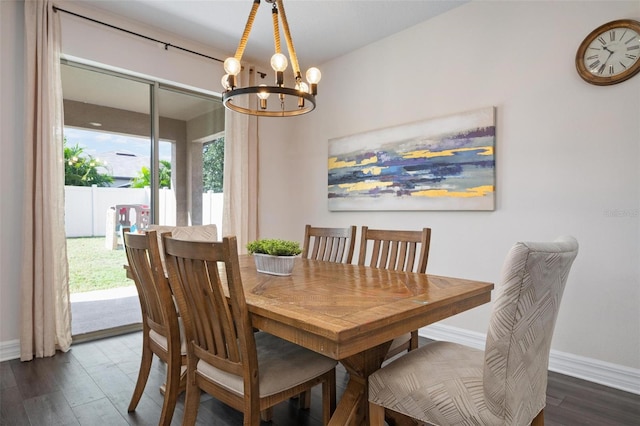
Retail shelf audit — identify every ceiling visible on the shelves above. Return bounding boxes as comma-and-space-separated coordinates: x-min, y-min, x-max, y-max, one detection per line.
63, 0, 468, 122
75, 0, 468, 66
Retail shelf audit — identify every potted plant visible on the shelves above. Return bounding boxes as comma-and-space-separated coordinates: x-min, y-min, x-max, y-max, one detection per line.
246, 239, 302, 276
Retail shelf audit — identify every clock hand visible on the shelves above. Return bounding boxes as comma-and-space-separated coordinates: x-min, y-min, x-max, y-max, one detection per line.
602, 45, 614, 54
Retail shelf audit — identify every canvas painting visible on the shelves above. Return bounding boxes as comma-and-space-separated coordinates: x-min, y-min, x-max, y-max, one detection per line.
328, 107, 496, 211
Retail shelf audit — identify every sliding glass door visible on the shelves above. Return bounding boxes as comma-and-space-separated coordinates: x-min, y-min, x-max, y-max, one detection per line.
61, 61, 223, 339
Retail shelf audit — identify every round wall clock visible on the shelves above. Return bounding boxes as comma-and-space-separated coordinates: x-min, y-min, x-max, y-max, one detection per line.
575, 19, 640, 85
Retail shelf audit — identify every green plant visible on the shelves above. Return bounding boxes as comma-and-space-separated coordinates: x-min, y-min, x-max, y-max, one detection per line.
64, 139, 113, 187
246, 239, 302, 256
130, 160, 172, 188
203, 137, 224, 193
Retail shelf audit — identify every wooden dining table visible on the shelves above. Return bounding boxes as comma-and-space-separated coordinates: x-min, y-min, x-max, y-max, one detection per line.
235, 255, 494, 426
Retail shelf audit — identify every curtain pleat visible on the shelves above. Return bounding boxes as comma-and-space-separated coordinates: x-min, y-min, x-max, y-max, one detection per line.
21, 0, 72, 361
222, 65, 259, 252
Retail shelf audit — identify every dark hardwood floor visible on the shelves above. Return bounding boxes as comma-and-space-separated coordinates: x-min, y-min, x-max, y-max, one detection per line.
1, 333, 639, 425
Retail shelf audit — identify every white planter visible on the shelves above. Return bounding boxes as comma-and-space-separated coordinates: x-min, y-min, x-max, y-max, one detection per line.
253, 253, 296, 276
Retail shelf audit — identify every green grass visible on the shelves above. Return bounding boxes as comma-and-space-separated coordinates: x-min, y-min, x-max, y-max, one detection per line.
67, 237, 133, 293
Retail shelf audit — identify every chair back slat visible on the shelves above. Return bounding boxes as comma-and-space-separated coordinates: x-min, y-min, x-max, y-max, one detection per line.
302, 225, 357, 264
124, 232, 168, 331
358, 227, 432, 273
163, 236, 257, 380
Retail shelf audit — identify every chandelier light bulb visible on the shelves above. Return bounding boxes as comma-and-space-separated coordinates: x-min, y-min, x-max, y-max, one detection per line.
224, 57, 241, 76
270, 53, 288, 72
221, 74, 232, 90
256, 84, 270, 100
306, 67, 321, 84
295, 82, 309, 93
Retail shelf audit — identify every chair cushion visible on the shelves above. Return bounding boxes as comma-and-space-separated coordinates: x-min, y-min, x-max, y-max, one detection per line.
369, 340, 502, 425
197, 331, 337, 398
149, 318, 187, 355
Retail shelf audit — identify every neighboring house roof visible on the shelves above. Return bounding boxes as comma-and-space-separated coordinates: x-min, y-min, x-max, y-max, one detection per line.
97, 150, 149, 179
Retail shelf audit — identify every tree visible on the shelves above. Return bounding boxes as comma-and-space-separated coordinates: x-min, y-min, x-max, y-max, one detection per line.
64, 139, 113, 187
202, 137, 224, 193
130, 160, 172, 188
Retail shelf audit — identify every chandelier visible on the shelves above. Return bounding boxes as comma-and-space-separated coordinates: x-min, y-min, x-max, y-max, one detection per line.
221, 0, 321, 117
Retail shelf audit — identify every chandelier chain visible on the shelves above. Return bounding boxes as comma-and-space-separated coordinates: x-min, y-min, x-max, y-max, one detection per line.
276, 0, 301, 78
234, 0, 261, 61
271, 5, 282, 54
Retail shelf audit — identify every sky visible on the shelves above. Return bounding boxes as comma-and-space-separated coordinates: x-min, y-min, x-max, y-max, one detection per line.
64, 127, 172, 162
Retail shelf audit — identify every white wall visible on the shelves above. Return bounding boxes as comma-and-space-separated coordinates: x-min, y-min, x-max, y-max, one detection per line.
259, 0, 640, 373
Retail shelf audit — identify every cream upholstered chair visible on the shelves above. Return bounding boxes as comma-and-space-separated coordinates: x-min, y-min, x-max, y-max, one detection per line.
302, 224, 357, 264
163, 235, 337, 426
124, 230, 186, 425
358, 226, 432, 359
147, 224, 218, 274
368, 236, 579, 426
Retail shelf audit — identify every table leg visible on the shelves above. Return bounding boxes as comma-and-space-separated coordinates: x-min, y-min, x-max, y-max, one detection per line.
328, 341, 391, 426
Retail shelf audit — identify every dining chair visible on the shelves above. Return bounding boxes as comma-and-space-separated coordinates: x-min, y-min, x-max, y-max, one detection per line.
147, 224, 218, 274
123, 230, 186, 426
358, 226, 432, 359
162, 235, 337, 426
368, 236, 579, 426
302, 224, 357, 263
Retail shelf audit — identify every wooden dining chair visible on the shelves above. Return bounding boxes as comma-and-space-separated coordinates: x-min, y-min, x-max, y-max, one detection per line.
368, 236, 579, 426
147, 224, 218, 274
162, 235, 337, 426
302, 224, 357, 263
123, 230, 186, 426
358, 226, 432, 359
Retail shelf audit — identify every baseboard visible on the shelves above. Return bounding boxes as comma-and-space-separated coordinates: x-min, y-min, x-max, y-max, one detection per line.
0, 323, 143, 362
0, 339, 20, 362
420, 323, 640, 395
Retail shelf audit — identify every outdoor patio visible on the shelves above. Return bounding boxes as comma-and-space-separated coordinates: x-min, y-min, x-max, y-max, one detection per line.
71, 286, 141, 340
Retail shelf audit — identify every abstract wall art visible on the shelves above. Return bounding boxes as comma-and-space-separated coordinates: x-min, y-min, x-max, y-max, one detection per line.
328, 107, 496, 211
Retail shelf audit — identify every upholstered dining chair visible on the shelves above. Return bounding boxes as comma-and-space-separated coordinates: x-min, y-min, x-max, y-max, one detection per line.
302, 224, 357, 264
147, 223, 218, 274
162, 235, 337, 426
368, 236, 579, 426
123, 230, 186, 426
358, 226, 432, 359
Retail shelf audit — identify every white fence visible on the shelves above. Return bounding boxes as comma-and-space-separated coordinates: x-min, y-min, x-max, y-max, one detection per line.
64, 185, 223, 238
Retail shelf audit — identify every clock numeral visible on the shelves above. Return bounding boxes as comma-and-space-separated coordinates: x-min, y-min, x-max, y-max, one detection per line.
598, 36, 606, 45
597, 63, 606, 74
589, 59, 601, 71
627, 45, 640, 51
619, 61, 628, 70
586, 54, 599, 61
609, 30, 616, 42
609, 64, 614, 75
626, 54, 638, 60
624, 35, 638, 44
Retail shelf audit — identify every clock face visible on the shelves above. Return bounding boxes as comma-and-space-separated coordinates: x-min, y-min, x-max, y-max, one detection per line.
576, 19, 640, 85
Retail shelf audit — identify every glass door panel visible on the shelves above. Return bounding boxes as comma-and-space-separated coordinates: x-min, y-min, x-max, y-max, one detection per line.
61, 62, 152, 338
157, 86, 224, 228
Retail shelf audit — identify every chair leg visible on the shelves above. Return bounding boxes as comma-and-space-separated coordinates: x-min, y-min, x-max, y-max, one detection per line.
158, 357, 181, 425
368, 402, 386, 426
260, 407, 273, 422
322, 369, 337, 425
181, 371, 200, 426
298, 390, 311, 409
531, 409, 544, 426
128, 341, 153, 412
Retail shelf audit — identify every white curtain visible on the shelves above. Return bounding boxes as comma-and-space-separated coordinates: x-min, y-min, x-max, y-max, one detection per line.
222, 65, 259, 252
21, 0, 72, 361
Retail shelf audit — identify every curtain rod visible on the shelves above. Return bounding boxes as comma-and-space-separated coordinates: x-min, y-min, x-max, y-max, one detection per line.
52, 6, 224, 64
